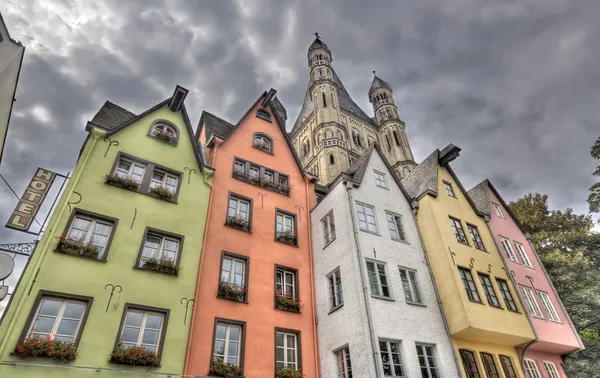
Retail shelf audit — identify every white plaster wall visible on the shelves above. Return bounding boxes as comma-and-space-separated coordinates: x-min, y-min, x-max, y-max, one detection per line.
0, 36, 24, 164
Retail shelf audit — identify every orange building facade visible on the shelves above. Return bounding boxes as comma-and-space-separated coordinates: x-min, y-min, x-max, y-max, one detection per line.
184, 90, 319, 378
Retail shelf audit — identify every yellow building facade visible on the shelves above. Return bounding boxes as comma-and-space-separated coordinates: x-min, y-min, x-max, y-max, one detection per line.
402, 144, 536, 378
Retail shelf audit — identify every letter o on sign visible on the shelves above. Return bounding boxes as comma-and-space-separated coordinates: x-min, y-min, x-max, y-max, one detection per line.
30, 180, 48, 191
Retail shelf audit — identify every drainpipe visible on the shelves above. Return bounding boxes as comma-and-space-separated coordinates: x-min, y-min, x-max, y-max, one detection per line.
184, 142, 219, 375
410, 204, 463, 378
304, 178, 321, 378
0, 128, 105, 357
345, 181, 381, 378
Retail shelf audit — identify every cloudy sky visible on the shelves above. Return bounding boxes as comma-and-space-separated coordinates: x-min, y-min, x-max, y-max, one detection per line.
1, 0, 599, 308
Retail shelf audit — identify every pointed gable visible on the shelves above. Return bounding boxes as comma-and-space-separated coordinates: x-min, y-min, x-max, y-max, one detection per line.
468, 180, 491, 217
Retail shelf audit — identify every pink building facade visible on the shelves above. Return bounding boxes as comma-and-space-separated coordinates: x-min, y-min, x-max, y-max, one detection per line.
469, 180, 583, 378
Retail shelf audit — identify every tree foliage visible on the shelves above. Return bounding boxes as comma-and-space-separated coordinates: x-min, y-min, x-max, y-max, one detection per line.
589, 136, 600, 215
509, 194, 600, 377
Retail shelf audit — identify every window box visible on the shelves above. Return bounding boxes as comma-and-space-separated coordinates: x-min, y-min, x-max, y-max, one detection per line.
232, 169, 260, 185
276, 367, 303, 378
110, 345, 161, 367
218, 281, 247, 303
253, 140, 271, 153
148, 186, 176, 202
226, 215, 251, 232
14, 335, 78, 362
141, 257, 180, 276
55, 236, 100, 259
104, 173, 140, 191
208, 359, 243, 377
152, 129, 177, 145
276, 230, 298, 246
275, 292, 301, 313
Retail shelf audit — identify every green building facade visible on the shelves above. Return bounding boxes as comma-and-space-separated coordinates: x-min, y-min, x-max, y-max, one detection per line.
0, 86, 213, 377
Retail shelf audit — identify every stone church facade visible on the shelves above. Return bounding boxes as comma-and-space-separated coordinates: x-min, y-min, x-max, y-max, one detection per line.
289, 35, 417, 186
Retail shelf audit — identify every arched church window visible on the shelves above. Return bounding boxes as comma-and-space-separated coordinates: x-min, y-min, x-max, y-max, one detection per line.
329, 154, 335, 165
149, 120, 179, 145
385, 135, 391, 151
322, 92, 327, 107
393, 130, 401, 146
256, 109, 271, 121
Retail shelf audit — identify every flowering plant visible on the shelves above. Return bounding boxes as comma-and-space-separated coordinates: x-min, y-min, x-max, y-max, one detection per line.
276, 367, 303, 378
149, 186, 176, 202
208, 359, 242, 377
142, 257, 180, 275
55, 236, 99, 258
15, 335, 78, 362
275, 290, 301, 313
225, 215, 251, 232
276, 230, 297, 245
104, 174, 140, 191
110, 345, 161, 367
218, 281, 247, 302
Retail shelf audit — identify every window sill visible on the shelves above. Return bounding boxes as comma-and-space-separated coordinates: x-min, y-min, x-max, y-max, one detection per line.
476, 248, 489, 253
133, 265, 180, 277
359, 229, 380, 237
370, 294, 394, 302
322, 238, 336, 250
456, 240, 470, 246
108, 359, 161, 368
467, 299, 485, 305
549, 319, 563, 324
224, 222, 252, 234
54, 249, 107, 263
105, 182, 178, 204
391, 238, 410, 245
148, 134, 177, 147
376, 185, 390, 191
531, 314, 546, 320
507, 309, 521, 314
274, 305, 301, 314
217, 294, 249, 304
489, 304, 504, 310
406, 301, 426, 307
328, 304, 344, 315
274, 238, 299, 247
252, 145, 274, 155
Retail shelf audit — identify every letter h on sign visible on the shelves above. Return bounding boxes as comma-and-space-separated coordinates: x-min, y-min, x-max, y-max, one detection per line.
6, 168, 56, 232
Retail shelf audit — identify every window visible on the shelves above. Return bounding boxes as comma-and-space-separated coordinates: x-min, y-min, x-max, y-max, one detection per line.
449, 217, 468, 245
117, 306, 167, 353
356, 202, 378, 233
115, 158, 146, 185
386, 212, 406, 242
150, 169, 178, 194
458, 268, 481, 303
63, 210, 115, 260
322, 92, 327, 107
212, 321, 244, 368
328, 268, 343, 310
330, 154, 335, 165
459, 349, 481, 378
366, 260, 390, 298
336, 347, 352, 378
137, 229, 182, 273
537, 291, 560, 322
496, 279, 518, 312
467, 224, 486, 251
234, 160, 245, 174
379, 340, 405, 377
492, 203, 504, 218
256, 109, 271, 121
276, 210, 297, 245
227, 194, 252, 232
374, 170, 388, 189
385, 135, 391, 151
480, 353, 500, 378
520, 286, 544, 318
499, 355, 518, 378
219, 253, 248, 302
524, 359, 542, 378
275, 330, 299, 370
393, 130, 401, 146
514, 242, 533, 268
254, 133, 272, 153
322, 211, 336, 246
276, 267, 297, 298
443, 181, 455, 197
478, 273, 500, 308
500, 237, 519, 263
232, 158, 290, 195
302, 140, 310, 157
543, 361, 560, 378
416, 344, 439, 378
399, 267, 422, 304
24, 293, 91, 344
149, 122, 178, 145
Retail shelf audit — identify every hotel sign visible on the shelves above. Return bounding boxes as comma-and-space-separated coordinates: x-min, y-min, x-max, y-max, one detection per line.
6, 168, 56, 232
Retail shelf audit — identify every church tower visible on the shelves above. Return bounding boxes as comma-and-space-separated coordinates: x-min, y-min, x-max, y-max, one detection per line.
290, 35, 416, 186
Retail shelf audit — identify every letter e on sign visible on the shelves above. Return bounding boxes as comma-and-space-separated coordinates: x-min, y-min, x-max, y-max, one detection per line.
6, 167, 57, 232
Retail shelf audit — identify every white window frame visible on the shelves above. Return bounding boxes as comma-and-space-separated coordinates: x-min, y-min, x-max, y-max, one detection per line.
356, 202, 378, 233
492, 203, 504, 218
151, 123, 177, 138
543, 361, 560, 378
276, 268, 296, 297
213, 322, 242, 366
115, 158, 146, 184
275, 331, 298, 369
328, 268, 343, 310
254, 134, 271, 150
386, 212, 406, 242
336, 347, 352, 378
366, 260, 391, 298
514, 242, 533, 268
221, 256, 246, 287
150, 169, 178, 194
140, 233, 180, 267
537, 291, 560, 322
322, 211, 336, 246
520, 286, 544, 318
228, 196, 250, 221
398, 267, 422, 304
443, 181, 456, 197
27, 297, 87, 342
416, 344, 440, 378
379, 339, 405, 377
374, 170, 389, 189
66, 215, 113, 259
524, 359, 542, 378
119, 309, 164, 352
500, 237, 519, 263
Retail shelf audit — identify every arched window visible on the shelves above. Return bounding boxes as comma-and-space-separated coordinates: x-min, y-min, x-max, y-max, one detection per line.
256, 109, 271, 121
368, 137, 375, 147
149, 120, 179, 145
329, 154, 335, 165
253, 132, 273, 153
385, 135, 391, 151
302, 139, 310, 158
322, 92, 327, 107
393, 130, 401, 146
356, 133, 363, 148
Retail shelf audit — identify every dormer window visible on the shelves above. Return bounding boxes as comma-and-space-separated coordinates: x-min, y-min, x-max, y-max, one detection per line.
253, 133, 273, 153
256, 109, 271, 122
149, 121, 179, 145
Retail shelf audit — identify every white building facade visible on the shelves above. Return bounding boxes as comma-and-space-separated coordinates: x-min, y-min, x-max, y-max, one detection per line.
311, 145, 460, 378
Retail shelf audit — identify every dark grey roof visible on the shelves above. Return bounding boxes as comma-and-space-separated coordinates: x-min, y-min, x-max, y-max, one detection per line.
202, 111, 235, 140
89, 101, 136, 130
308, 37, 330, 53
290, 69, 375, 136
401, 149, 440, 200
271, 96, 287, 127
468, 180, 491, 216
368, 75, 392, 98
346, 144, 375, 183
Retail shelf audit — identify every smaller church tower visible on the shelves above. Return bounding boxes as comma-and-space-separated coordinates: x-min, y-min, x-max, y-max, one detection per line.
369, 73, 417, 178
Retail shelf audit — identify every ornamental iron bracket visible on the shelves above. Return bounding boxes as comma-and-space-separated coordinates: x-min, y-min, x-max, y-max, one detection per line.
0, 242, 37, 257
184, 167, 197, 185
469, 258, 475, 269
449, 247, 456, 266
488, 264, 492, 273
180, 297, 195, 325
103, 137, 119, 157
67, 191, 82, 212
295, 205, 305, 222
104, 284, 122, 313
257, 192, 268, 209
